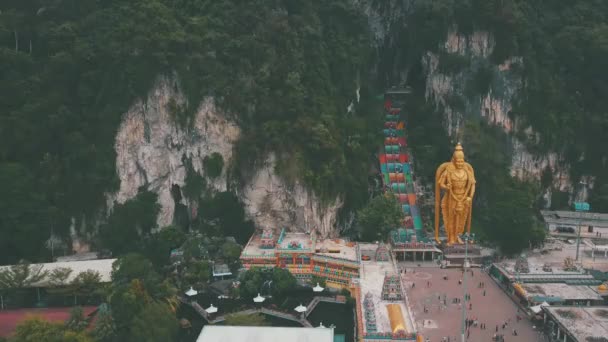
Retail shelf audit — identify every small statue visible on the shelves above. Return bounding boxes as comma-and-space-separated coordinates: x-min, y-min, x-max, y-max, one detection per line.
563, 257, 577, 271
435, 143, 476, 244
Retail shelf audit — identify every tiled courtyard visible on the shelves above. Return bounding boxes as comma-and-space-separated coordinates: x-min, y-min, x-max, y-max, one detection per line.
401, 268, 546, 342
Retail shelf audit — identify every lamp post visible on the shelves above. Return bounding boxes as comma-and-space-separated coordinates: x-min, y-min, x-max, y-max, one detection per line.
460, 232, 474, 342
574, 181, 590, 262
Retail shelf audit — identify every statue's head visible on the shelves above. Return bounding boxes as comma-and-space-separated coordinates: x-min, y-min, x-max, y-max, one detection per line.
452, 143, 465, 169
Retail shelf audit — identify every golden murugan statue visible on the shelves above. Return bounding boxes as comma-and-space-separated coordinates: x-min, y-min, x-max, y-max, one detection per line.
434, 143, 476, 244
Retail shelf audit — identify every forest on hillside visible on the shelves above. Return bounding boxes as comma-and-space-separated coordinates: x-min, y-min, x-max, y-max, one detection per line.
375, 0, 608, 253
0, 0, 379, 264
0, 0, 607, 262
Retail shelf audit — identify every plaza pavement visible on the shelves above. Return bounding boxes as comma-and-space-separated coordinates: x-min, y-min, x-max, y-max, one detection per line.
401, 268, 546, 342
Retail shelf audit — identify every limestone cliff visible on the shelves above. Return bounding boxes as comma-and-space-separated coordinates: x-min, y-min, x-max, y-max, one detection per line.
240, 154, 343, 239
109, 76, 342, 235
109, 76, 240, 226
423, 30, 573, 192
355, 0, 584, 200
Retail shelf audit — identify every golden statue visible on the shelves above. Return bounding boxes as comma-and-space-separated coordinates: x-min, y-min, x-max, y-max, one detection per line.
434, 143, 476, 244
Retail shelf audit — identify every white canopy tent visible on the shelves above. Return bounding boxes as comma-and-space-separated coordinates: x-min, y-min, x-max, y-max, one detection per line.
253, 293, 265, 303
185, 287, 198, 297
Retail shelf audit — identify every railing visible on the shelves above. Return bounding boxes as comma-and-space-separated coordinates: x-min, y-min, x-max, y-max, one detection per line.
312, 254, 360, 267
363, 332, 417, 340
311, 269, 357, 281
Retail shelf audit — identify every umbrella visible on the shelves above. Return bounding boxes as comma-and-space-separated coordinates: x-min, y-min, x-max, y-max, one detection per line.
313, 283, 324, 292
253, 293, 265, 303
185, 287, 198, 297
294, 304, 307, 313
205, 304, 218, 314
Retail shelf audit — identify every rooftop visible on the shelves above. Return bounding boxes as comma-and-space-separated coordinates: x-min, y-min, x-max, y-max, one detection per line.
543, 306, 608, 341
241, 233, 279, 258
314, 239, 358, 262
277, 232, 314, 251
196, 326, 334, 342
541, 210, 608, 228
0, 259, 116, 287
520, 283, 603, 301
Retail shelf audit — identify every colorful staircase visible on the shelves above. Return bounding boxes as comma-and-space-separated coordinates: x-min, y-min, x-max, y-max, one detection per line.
379, 97, 426, 242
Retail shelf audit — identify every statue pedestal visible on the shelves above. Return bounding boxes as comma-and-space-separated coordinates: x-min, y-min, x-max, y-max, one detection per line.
440, 242, 482, 267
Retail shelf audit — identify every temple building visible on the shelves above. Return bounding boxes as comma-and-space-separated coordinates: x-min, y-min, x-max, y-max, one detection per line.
390, 228, 441, 262
240, 228, 360, 288
381, 274, 403, 301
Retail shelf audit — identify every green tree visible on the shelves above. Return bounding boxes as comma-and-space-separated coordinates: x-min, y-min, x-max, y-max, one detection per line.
182, 260, 210, 288
71, 271, 102, 305
270, 268, 297, 300
11, 318, 93, 342
309, 275, 326, 288
224, 313, 268, 326
0, 263, 48, 308
100, 191, 160, 255
202, 153, 224, 178
129, 301, 178, 342
65, 306, 88, 332
357, 193, 403, 242
142, 225, 187, 268
110, 254, 166, 299
91, 305, 116, 342
0, 163, 49, 263
462, 120, 544, 254
240, 267, 296, 301
220, 241, 242, 272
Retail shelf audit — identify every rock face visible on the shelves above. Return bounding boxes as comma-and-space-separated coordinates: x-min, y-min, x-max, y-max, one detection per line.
109, 76, 240, 226
422, 29, 573, 191
109, 76, 343, 235
240, 154, 343, 239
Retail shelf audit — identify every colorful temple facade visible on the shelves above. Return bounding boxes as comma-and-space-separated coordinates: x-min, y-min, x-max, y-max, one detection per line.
240, 228, 361, 288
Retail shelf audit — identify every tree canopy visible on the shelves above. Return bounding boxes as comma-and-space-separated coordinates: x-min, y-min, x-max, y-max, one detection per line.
0, 0, 377, 264
356, 193, 403, 242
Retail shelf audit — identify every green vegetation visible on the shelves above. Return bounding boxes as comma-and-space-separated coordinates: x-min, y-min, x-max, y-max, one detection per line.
0, 0, 375, 264
182, 157, 206, 201
462, 121, 545, 254
356, 193, 403, 242
99, 190, 160, 256
224, 313, 269, 326
202, 153, 224, 179
195, 191, 255, 244
239, 267, 297, 302
437, 51, 470, 74
10, 317, 93, 342
390, 0, 608, 210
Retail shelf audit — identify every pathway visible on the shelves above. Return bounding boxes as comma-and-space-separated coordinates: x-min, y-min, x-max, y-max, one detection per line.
180, 295, 344, 327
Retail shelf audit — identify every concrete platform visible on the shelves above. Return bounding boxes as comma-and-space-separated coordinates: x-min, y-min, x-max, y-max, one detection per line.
403, 268, 544, 341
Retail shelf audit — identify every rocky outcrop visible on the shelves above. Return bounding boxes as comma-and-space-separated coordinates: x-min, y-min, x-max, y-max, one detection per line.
423, 29, 573, 191
109, 76, 240, 226
240, 154, 343, 238
109, 76, 344, 235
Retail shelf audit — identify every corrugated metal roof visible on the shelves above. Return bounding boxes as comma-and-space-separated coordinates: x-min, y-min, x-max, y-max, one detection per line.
197, 326, 334, 342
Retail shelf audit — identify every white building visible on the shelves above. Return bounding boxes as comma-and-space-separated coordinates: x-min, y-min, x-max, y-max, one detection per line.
541, 210, 608, 237
197, 326, 335, 342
